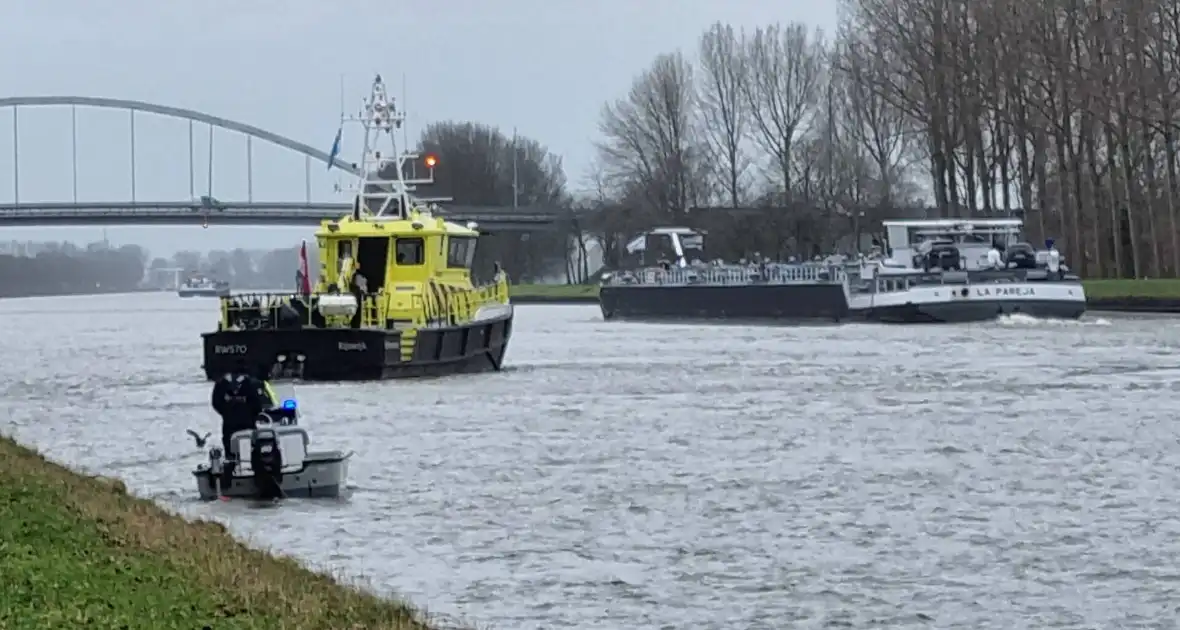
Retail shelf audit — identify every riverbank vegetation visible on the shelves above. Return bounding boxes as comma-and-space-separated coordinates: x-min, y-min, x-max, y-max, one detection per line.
581, 2, 1180, 278
414, 122, 571, 283
0, 435, 439, 630
1082, 279, 1180, 299
0, 245, 147, 298
510, 283, 599, 299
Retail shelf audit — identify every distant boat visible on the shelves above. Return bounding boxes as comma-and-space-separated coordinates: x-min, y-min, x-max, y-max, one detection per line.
178, 275, 230, 298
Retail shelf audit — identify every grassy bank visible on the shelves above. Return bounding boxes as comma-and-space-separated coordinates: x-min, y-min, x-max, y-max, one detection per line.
509, 283, 599, 302
0, 435, 440, 630
1081, 278, 1180, 298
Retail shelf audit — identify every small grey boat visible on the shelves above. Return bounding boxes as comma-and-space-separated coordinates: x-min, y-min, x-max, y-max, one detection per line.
190, 385, 351, 501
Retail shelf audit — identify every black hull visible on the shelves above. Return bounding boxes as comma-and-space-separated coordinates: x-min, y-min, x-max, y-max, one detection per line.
180, 289, 230, 298
855, 299, 1086, 323
201, 315, 512, 381
599, 284, 849, 322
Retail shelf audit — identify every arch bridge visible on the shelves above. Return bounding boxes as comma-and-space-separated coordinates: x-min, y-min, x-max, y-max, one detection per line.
0, 96, 560, 231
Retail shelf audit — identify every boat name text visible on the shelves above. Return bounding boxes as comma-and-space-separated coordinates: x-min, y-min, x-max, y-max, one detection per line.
975, 286, 1034, 297
214, 344, 248, 355
338, 341, 367, 351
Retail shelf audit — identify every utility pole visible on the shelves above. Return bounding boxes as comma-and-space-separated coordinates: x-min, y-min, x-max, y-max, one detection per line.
512, 127, 519, 208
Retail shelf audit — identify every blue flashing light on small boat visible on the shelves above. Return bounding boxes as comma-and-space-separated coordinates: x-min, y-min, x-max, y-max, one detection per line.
282, 399, 297, 410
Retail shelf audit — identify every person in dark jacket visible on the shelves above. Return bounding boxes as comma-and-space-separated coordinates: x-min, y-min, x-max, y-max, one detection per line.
211, 358, 266, 460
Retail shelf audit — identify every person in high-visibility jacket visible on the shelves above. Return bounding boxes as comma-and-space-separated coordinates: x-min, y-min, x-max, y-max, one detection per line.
259, 368, 279, 408
254, 364, 279, 409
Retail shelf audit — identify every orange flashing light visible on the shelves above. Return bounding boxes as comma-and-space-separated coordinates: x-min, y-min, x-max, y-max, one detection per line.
424, 154, 438, 168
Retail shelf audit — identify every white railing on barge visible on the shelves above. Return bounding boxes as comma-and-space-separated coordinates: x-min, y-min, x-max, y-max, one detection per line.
604, 264, 847, 287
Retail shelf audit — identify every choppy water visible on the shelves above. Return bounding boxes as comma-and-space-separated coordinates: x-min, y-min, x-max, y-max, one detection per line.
3, 293, 1180, 629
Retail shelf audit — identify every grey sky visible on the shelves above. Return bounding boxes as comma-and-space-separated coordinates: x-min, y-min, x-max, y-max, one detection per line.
0, 0, 835, 257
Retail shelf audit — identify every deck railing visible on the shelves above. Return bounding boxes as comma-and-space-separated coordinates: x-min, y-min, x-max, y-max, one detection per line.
218, 278, 510, 331
218, 292, 381, 331
604, 264, 847, 287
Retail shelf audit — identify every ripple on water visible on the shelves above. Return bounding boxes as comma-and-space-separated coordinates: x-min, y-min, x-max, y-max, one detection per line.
2, 295, 1179, 628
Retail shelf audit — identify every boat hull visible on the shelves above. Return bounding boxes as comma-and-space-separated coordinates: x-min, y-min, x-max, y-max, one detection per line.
599, 280, 1086, 325
193, 451, 349, 500
848, 282, 1086, 323
180, 288, 231, 298
853, 298, 1085, 323
599, 284, 849, 322
201, 311, 512, 381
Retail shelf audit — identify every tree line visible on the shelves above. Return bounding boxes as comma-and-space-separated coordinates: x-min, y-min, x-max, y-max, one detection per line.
0, 243, 148, 298
150, 247, 314, 291
0, 242, 320, 297
414, 122, 571, 282
586, 1, 1180, 278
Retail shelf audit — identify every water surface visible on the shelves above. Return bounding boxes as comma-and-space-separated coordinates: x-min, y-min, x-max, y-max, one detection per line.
2, 294, 1177, 629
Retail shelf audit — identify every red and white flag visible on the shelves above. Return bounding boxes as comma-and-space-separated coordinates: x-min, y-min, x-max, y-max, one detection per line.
298, 240, 312, 296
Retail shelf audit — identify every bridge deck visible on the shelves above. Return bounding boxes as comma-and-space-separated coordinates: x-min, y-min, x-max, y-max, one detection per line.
0, 202, 561, 230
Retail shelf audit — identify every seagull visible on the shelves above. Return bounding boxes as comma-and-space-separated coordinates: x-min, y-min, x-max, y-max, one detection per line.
186, 430, 210, 448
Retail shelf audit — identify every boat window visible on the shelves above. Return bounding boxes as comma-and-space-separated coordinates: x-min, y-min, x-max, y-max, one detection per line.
447, 236, 476, 268
395, 238, 424, 265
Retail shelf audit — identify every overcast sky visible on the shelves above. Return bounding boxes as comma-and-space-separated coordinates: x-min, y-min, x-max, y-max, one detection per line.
0, 0, 835, 257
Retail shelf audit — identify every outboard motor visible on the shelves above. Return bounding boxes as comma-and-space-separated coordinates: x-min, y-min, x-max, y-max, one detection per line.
270, 353, 306, 381
249, 427, 284, 499
208, 446, 224, 476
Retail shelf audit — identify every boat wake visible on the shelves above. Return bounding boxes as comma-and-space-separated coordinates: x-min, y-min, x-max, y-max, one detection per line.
996, 312, 1111, 327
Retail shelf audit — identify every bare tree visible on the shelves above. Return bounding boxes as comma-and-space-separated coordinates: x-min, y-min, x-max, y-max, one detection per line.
417, 121, 569, 281
588, 0, 1180, 276
850, 0, 964, 216
596, 52, 705, 220
833, 21, 914, 209
696, 22, 751, 208
1154, 1, 1180, 274
741, 22, 826, 202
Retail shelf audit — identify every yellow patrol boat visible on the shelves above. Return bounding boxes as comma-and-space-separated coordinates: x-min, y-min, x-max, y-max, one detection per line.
201, 74, 513, 381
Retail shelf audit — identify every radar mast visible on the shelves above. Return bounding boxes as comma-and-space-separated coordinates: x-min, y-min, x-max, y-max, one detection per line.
339, 74, 448, 219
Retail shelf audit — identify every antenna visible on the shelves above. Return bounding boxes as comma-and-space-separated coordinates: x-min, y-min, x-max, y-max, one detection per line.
401, 73, 410, 158
338, 74, 345, 125
338, 73, 452, 220
512, 127, 519, 209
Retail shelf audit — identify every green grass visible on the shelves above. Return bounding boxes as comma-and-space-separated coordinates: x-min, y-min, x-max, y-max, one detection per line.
1083, 279, 1180, 299
509, 283, 599, 298
0, 435, 443, 630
